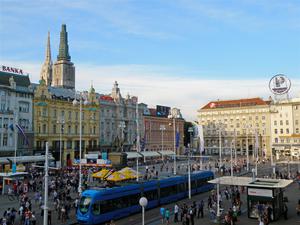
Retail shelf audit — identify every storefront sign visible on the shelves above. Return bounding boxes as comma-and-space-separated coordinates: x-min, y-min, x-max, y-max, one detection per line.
1, 65, 24, 75
269, 74, 291, 95
248, 188, 273, 197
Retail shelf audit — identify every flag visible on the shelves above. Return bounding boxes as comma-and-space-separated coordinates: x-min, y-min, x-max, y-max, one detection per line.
197, 124, 205, 153
9, 124, 14, 131
175, 130, 180, 148
16, 124, 29, 146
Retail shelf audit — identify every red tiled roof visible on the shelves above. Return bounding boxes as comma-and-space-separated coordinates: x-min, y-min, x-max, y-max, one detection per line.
201, 97, 269, 110
100, 95, 114, 101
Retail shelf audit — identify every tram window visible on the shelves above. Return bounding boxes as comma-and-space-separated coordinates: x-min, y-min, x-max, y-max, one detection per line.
128, 193, 140, 207
79, 197, 92, 214
192, 181, 197, 189
92, 202, 101, 215
100, 200, 112, 213
144, 190, 158, 201
178, 183, 185, 192
161, 185, 177, 198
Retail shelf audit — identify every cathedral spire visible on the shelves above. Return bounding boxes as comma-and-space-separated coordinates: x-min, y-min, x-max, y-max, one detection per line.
40, 31, 53, 86
46, 31, 52, 63
57, 24, 71, 61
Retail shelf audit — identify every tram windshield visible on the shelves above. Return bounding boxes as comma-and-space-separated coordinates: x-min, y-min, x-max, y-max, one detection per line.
79, 197, 92, 214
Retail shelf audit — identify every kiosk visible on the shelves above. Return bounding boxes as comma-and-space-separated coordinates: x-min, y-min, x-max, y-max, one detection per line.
208, 176, 293, 221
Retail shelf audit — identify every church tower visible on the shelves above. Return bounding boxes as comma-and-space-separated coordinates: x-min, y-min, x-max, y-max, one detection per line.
40, 32, 52, 86
52, 24, 75, 89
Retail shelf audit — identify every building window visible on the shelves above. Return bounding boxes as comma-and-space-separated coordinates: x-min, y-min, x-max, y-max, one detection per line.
275, 138, 278, 143
286, 120, 289, 125
53, 109, 57, 117
82, 126, 84, 134
274, 129, 277, 134
3, 134, 8, 146
75, 112, 78, 120
295, 120, 299, 125
262, 116, 265, 120
68, 125, 71, 134
61, 110, 65, 118
82, 112, 85, 120
42, 124, 46, 133
42, 108, 47, 116
19, 101, 29, 113
68, 111, 71, 120
75, 125, 78, 134
296, 128, 299, 134
53, 125, 56, 134
280, 120, 283, 126
280, 129, 283, 134
286, 128, 289, 134
274, 121, 277, 126
67, 141, 72, 149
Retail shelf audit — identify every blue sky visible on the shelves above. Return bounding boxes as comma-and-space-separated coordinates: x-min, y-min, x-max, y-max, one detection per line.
0, 0, 300, 119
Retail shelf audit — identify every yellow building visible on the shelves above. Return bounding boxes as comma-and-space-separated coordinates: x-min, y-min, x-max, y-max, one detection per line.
33, 80, 99, 166
197, 98, 272, 157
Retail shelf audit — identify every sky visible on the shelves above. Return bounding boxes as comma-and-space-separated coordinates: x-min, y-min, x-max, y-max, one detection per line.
0, 0, 300, 120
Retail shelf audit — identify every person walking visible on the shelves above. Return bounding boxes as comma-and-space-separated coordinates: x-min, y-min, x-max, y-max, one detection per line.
283, 203, 288, 220
165, 208, 170, 224
174, 203, 179, 222
160, 207, 165, 224
197, 200, 204, 219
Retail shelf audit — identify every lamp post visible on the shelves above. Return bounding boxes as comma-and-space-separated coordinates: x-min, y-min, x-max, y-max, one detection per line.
57, 118, 65, 168
13, 108, 18, 173
244, 124, 250, 171
230, 139, 233, 177
73, 92, 89, 194
119, 121, 126, 152
188, 127, 193, 199
168, 114, 180, 175
43, 142, 49, 225
139, 197, 148, 225
218, 123, 223, 171
160, 125, 166, 160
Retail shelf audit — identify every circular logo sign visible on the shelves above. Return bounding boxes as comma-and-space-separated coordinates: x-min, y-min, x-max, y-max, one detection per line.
269, 74, 291, 95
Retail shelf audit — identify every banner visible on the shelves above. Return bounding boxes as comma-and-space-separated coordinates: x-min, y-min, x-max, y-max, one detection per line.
175, 130, 180, 148
197, 124, 205, 153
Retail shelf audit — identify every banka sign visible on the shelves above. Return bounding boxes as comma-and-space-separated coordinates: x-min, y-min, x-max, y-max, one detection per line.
1, 65, 24, 75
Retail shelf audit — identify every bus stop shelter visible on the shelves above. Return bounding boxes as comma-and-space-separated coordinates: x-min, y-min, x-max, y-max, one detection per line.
208, 176, 293, 221
0, 172, 28, 195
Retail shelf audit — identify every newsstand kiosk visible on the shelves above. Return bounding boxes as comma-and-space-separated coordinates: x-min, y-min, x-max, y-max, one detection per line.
247, 179, 291, 221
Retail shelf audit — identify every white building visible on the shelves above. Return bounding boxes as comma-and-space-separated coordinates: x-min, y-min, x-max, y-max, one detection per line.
270, 97, 300, 158
98, 81, 146, 152
0, 66, 34, 156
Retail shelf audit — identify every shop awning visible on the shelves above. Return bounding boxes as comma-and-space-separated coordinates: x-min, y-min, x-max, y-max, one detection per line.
125, 152, 143, 159
158, 150, 175, 156
140, 151, 160, 158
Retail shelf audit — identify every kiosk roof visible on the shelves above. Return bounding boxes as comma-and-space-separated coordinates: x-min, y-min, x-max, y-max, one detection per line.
208, 176, 293, 188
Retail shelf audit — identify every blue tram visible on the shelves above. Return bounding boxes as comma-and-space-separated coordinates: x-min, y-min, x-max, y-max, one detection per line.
77, 170, 214, 224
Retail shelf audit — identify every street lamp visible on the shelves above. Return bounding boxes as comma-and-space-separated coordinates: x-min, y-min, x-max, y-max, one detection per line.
168, 114, 180, 175
218, 123, 224, 171
73, 92, 89, 194
188, 127, 193, 200
243, 124, 250, 171
139, 197, 148, 225
57, 118, 65, 168
119, 121, 126, 152
160, 125, 166, 160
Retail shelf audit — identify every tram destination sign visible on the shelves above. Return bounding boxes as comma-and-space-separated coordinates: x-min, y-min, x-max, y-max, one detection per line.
269, 74, 291, 95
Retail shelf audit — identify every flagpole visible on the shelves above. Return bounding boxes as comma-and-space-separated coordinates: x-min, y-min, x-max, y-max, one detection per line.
136, 99, 140, 182
13, 108, 18, 173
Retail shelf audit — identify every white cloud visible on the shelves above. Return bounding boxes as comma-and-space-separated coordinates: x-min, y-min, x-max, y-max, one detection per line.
1, 60, 300, 121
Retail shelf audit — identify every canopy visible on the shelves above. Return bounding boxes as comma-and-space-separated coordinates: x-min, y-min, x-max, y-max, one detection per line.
125, 152, 143, 159
140, 151, 160, 158
118, 167, 139, 179
106, 171, 127, 182
92, 169, 112, 179
158, 150, 175, 156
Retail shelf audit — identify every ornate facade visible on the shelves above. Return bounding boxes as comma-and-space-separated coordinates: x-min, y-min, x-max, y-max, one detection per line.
33, 80, 99, 165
